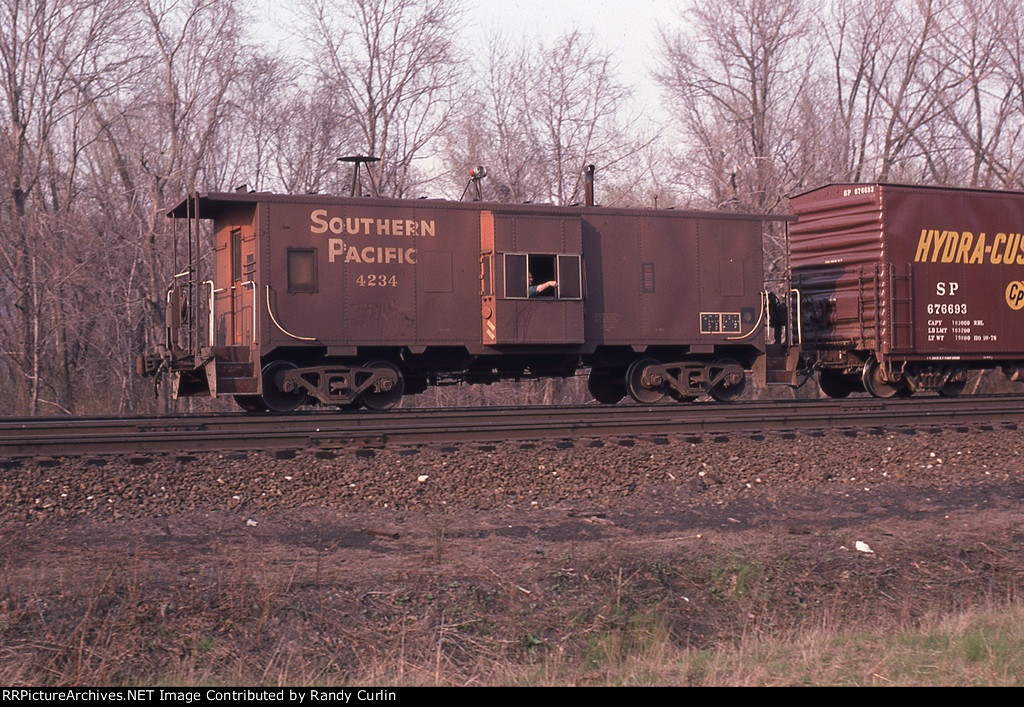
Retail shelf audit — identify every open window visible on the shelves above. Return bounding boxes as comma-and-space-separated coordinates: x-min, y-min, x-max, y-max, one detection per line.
502, 253, 582, 300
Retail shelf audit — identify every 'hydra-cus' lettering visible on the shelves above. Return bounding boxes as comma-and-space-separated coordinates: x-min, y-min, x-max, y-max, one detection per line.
913, 228, 1024, 265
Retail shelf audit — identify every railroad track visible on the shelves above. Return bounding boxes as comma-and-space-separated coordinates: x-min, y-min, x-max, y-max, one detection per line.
1, 396, 1022, 458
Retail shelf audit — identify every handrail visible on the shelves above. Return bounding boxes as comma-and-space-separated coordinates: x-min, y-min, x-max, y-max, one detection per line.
727, 290, 766, 342
242, 280, 258, 344
790, 288, 803, 345
204, 280, 215, 347
265, 285, 316, 341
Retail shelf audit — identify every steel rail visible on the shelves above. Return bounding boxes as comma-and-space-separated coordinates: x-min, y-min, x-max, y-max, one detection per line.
0, 396, 1021, 458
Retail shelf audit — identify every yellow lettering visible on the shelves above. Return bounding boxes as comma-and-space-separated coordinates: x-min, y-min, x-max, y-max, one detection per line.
914, 229, 933, 262
376, 219, 390, 236
421, 220, 435, 237
328, 238, 345, 263
941, 230, 959, 263
310, 209, 328, 234
405, 248, 417, 264
1003, 232, 1021, 265
992, 233, 1007, 264
955, 232, 973, 263
393, 219, 404, 236
345, 246, 361, 263
969, 233, 987, 264
361, 246, 377, 263
931, 230, 949, 262
406, 220, 418, 237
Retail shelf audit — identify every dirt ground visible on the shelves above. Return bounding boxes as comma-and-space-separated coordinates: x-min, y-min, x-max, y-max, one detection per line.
1, 425, 1023, 685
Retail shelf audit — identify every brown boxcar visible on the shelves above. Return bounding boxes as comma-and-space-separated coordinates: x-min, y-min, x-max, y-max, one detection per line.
790, 183, 1024, 397
143, 191, 796, 411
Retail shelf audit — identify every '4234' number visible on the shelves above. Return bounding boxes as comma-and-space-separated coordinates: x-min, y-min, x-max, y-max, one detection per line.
357, 274, 398, 287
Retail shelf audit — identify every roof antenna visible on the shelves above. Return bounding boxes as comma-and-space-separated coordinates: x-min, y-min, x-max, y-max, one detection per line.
460, 166, 487, 201
338, 155, 380, 197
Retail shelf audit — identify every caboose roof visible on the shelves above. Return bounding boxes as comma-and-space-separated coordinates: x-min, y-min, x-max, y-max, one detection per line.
168, 191, 795, 222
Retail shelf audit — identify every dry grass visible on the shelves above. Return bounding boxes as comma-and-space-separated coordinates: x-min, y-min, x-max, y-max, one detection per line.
2, 535, 1023, 686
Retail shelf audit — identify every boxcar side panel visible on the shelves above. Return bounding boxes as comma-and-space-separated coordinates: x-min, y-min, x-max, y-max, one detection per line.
883, 186, 1024, 359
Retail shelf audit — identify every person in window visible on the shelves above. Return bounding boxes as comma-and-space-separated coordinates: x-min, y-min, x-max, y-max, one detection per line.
528, 273, 558, 297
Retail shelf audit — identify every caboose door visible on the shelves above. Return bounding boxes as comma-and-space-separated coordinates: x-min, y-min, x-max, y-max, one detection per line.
216, 223, 258, 347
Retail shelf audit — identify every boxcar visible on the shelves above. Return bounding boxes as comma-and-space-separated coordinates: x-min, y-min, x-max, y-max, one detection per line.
143, 191, 797, 411
790, 183, 1024, 397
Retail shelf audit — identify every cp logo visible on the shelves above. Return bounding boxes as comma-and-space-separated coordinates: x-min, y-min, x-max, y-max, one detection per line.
1006, 281, 1024, 310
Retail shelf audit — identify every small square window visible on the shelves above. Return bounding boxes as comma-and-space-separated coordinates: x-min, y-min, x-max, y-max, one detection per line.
288, 248, 317, 293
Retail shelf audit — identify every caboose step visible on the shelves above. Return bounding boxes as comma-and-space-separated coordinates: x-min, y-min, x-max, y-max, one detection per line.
215, 377, 260, 395
763, 344, 802, 386
213, 346, 258, 395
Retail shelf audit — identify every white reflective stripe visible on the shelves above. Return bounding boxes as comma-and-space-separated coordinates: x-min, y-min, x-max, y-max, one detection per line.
265, 285, 316, 342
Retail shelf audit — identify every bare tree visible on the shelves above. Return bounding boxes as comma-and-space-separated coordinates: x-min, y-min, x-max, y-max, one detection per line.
655, 0, 814, 212
0, 0, 139, 413
447, 30, 655, 206
299, 0, 465, 197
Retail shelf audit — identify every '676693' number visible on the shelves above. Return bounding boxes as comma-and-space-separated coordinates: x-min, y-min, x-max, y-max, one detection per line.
927, 302, 967, 315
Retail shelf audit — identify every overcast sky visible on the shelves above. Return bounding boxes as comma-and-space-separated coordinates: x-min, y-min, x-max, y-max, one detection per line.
257, 0, 672, 109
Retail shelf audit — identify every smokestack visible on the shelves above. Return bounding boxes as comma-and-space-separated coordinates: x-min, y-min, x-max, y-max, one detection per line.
584, 164, 595, 207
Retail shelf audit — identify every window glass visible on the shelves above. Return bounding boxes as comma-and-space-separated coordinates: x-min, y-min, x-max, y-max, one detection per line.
504, 254, 528, 298
231, 228, 242, 282
481, 255, 492, 296
502, 252, 583, 299
287, 248, 317, 292
557, 255, 582, 299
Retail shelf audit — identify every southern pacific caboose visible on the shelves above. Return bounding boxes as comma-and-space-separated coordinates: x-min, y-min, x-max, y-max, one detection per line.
141, 184, 799, 412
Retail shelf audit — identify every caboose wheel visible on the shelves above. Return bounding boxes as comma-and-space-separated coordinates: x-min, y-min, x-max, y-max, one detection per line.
587, 370, 626, 404
235, 395, 268, 412
260, 360, 308, 413
360, 360, 405, 410
708, 358, 747, 402
626, 358, 666, 404
818, 370, 853, 399
861, 356, 903, 398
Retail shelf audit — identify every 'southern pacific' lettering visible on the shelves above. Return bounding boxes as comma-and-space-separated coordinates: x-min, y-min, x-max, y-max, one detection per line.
310, 209, 435, 238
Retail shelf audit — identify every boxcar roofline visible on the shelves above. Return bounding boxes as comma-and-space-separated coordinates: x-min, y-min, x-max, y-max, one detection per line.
794, 181, 1024, 200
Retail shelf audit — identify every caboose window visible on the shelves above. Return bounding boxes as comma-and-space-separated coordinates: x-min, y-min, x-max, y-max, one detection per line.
557, 255, 582, 299
287, 248, 317, 293
504, 254, 528, 298
230, 228, 243, 282
502, 253, 582, 300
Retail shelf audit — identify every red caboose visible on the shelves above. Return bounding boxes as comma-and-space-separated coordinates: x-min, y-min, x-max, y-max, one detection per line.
142, 190, 797, 411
